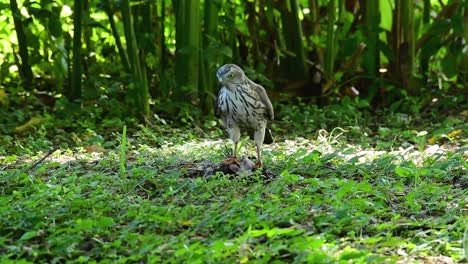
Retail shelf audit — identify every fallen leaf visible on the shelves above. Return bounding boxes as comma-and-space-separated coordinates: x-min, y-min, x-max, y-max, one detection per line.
428, 136, 437, 145
84, 144, 106, 153
447, 129, 461, 139
180, 220, 193, 226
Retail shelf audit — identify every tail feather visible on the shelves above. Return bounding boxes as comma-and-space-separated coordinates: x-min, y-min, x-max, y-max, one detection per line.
264, 127, 273, 144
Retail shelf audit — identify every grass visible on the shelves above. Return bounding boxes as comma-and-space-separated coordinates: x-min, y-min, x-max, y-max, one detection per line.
0, 99, 467, 263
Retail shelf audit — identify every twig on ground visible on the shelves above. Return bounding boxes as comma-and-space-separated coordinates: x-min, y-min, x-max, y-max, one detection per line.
1, 159, 22, 171
27, 148, 58, 172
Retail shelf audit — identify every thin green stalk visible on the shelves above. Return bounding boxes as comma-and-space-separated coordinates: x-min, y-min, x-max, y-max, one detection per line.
392, 0, 402, 83
83, 0, 93, 62
104, 0, 130, 72
201, 0, 220, 113
228, 0, 239, 63
70, 0, 83, 100
363, 0, 380, 98
461, 6, 468, 84
403, 0, 416, 94
10, 0, 33, 88
280, 0, 307, 81
122, 0, 138, 73
464, 222, 468, 262
420, 0, 430, 85
325, 0, 336, 80
120, 125, 127, 191
174, 0, 200, 100
122, 0, 150, 117
160, 0, 167, 70
309, 0, 323, 66
158, 0, 170, 98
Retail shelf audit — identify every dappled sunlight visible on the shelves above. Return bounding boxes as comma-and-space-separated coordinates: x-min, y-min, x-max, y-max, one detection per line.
5, 126, 463, 179
1, 149, 104, 171
164, 138, 225, 154
1, 119, 466, 263
1, 0, 467, 261
270, 129, 463, 169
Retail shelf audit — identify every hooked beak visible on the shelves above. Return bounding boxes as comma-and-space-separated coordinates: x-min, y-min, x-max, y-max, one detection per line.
216, 73, 224, 84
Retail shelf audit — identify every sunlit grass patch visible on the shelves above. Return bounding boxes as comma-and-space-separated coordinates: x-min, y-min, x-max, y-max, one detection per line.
1, 103, 467, 263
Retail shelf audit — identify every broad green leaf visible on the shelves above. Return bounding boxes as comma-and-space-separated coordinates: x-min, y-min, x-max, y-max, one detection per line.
395, 166, 414, 177
379, 0, 393, 31
20, 231, 38, 241
303, 150, 321, 163
95, 216, 115, 228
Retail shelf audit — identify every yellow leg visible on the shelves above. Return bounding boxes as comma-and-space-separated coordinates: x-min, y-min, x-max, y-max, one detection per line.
223, 142, 240, 165
254, 145, 263, 168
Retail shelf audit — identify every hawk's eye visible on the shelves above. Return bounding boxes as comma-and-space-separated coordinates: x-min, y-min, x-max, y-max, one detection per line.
228, 73, 234, 79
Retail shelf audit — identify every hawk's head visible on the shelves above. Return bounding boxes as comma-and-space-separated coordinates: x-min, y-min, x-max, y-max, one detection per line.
216, 64, 247, 88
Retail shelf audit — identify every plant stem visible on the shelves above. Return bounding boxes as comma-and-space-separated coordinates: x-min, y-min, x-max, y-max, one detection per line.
70, 0, 83, 100
9, 0, 33, 88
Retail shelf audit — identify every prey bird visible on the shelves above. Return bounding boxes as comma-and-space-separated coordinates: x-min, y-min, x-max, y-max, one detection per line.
215, 64, 274, 168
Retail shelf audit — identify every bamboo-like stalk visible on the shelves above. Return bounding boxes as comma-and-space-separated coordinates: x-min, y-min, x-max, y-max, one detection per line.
279, 0, 307, 81
83, 0, 93, 61
228, 0, 239, 64
122, 0, 138, 73
157, 0, 170, 98
363, 0, 380, 96
324, 0, 336, 80
82, 0, 92, 92
70, 0, 83, 100
122, 0, 150, 116
422, 0, 430, 30
140, 50, 149, 107
392, 0, 402, 84
402, 0, 416, 94
201, 0, 220, 113
141, 3, 152, 39
462, 7, 468, 84
133, 1, 153, 53
160, 0, 167, 71
420, 0, 431, 85
174, 0, 185, 96
174, 0, 200, 100
103, 0, 130, 72
9, 0, 33, 88
309, 0, 323, 67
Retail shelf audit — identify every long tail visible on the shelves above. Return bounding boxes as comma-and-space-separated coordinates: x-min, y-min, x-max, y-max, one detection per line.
263, 127, 273, 144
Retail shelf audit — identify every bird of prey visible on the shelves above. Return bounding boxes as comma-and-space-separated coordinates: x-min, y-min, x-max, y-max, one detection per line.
215, 64, 274, 168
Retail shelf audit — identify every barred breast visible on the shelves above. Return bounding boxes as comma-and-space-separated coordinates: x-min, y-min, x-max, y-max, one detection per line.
217, 85, 267, 128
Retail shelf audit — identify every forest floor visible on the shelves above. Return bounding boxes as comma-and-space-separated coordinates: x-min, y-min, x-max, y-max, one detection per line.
1, 99, 467, 263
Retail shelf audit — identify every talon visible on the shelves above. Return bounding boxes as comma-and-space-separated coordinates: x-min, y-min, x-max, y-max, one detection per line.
223, 157, 240, 165
254, 160, 263, 169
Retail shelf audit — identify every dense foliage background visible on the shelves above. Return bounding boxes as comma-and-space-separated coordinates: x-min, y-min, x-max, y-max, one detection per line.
0, 0, 467, 263
0, 0, 466, 123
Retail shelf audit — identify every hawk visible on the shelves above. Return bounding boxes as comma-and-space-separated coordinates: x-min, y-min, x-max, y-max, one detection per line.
215, 64, 274, 168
